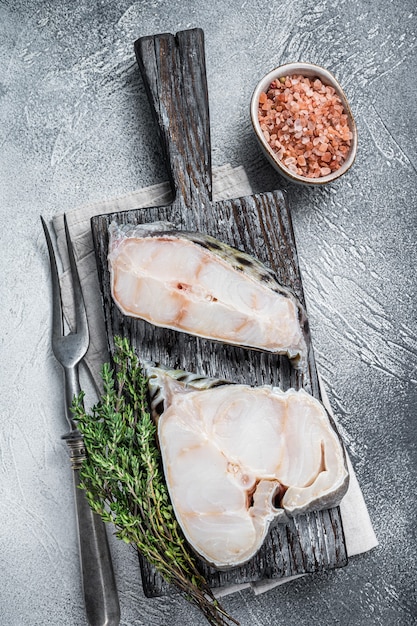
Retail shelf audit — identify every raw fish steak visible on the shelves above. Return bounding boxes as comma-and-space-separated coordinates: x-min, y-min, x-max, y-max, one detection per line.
147, 364, 349, 570
108, 222, 308, 367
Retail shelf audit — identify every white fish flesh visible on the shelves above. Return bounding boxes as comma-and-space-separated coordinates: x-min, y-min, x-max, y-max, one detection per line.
108, 222, 308, 367
147, 364, 349, 570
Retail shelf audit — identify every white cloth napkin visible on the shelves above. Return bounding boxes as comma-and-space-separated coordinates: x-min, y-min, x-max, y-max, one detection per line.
52, 163, 378, 596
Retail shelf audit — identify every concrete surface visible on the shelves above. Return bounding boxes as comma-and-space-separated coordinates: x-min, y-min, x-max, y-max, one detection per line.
0, 1, 416, 625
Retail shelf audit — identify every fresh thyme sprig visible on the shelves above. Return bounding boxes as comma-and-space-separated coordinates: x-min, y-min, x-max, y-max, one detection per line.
71, 336, 239, 626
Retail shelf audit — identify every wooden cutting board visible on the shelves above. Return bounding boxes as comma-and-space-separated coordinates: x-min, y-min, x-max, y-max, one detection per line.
91, 27, 347, 597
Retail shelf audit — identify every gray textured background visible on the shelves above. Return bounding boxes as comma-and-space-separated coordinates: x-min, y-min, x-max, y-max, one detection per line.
1, 1, 416, 625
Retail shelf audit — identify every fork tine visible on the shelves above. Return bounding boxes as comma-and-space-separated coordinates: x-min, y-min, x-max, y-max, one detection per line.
64, 214, 89, 346
41, 216, 64, 342
41, 213, 89, 425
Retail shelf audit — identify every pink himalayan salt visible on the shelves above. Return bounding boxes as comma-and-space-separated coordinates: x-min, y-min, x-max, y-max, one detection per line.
258, 74, 352, 179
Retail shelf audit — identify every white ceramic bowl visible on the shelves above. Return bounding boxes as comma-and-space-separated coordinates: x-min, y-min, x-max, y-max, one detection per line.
250, 62, 357, 186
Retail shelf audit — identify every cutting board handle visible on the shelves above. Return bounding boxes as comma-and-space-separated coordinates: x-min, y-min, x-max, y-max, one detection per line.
135, 29, 212, 216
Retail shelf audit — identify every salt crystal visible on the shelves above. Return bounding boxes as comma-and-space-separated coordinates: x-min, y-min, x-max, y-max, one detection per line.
284, 156, 296, 165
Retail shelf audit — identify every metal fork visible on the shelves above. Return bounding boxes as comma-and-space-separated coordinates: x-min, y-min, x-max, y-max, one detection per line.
41, 215, 120, 626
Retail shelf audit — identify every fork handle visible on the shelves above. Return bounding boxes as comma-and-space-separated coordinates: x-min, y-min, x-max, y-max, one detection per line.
72, 466, 121, 626
66, 435, 120, 625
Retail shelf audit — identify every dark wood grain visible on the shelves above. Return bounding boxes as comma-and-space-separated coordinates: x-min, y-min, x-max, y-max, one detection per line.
90, 28, 347, 596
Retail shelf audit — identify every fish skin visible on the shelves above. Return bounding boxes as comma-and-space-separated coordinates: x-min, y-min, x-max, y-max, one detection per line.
146, 360, 230, 424
108, 221, 308, 367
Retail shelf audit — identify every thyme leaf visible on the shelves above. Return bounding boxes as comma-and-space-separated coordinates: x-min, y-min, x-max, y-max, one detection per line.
72, 335, 239, 626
